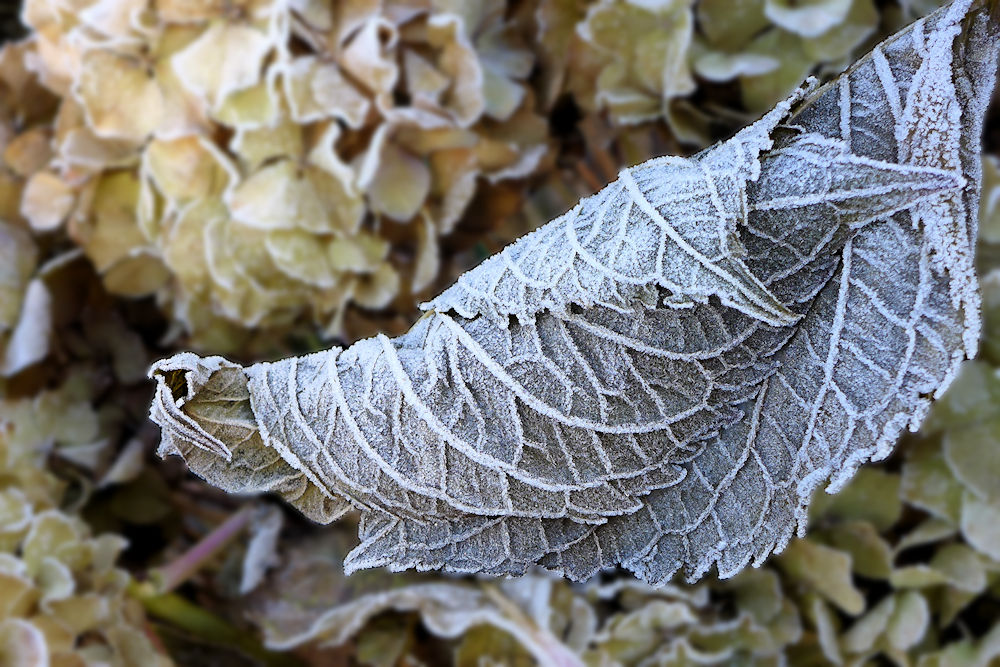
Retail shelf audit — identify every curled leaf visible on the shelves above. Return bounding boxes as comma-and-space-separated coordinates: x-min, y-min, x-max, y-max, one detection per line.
150, 3, 1000, 585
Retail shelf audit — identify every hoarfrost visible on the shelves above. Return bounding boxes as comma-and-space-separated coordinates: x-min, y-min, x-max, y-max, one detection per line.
150, 1, 1000, 585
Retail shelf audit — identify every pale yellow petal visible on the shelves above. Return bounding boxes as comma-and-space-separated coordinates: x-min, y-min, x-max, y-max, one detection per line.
228, 161, 331, 232
366, 141, 430, 222
171, 21, 273, 109
265, 229, 338, 287
340, 17, 399, 96
0, 221, 37, 330
75, 50, 163, 143
103, 253, 171, 297
412, 214, 438, 292
327, 234, 387, 272
230, 117, 303, 173
764, 0, 852, 38
212, 74, 279, 129
161, 198, 222, 289
143, 136, 235, 203
1, 279, 51, 377
156, 0, 226, 23
75, 171, 147, 271
426, 14, 484, 125
0, 618, 48, 667
20, 171, 75, 232
284, 56, 369, 127
3, 127, 53, 177
77, 0, 150, 42
353, 261, 399, 309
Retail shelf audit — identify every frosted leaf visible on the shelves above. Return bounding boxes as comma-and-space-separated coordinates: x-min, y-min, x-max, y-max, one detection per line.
150, 2, 1000, 586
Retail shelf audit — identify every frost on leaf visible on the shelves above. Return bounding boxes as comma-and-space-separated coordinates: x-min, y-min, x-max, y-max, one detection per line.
150, 2, 1000, 585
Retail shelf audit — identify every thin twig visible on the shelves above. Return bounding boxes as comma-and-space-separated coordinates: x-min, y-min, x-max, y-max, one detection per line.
151, 506, 253, 594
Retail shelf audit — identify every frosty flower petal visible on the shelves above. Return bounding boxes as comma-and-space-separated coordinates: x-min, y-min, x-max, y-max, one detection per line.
694, 48, 779, 82
578, 0, 695, 123
0, 222, 38, 331
264, 229, 339, 288
284, 56, 370, 128
739, 29, 812, 112
697, 0, 768, 49
3, 128, 53, 178
980, 155, 1000, 243
1, 279, 52, 377
352, 261, 399, 309
75, 50, 163, 143
101, 252, 171, 297
801, 0, 878, 61
230, 117, 304, 173
0, 619, 48, 667
20, 171, 75, 232
365, 140, 431, 222
143, 136, 235, 204
764, 0, 852, 38
171, 21, 273, 109
74, 171, 147, 272
228, 160, 363, 234
340, 17, 399, 98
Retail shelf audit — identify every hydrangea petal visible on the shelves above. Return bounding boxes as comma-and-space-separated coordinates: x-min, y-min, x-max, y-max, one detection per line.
764, 0, 852, 38
75, 50, 163, 143
171, 21, 273, 109
20, 171, 75, 232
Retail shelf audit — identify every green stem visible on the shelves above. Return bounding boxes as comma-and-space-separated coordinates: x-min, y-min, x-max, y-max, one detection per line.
129, 581, 301, 667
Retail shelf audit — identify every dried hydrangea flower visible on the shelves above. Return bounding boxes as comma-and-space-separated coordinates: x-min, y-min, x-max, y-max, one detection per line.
696, 0, 882, 113
17, 0, 549, 347
150, 1, 1000, 586
572, 0, 696, 125
0, 383, 169, 667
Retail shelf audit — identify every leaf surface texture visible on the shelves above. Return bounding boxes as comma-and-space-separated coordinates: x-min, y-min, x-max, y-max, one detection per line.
150, 1, 1000, 584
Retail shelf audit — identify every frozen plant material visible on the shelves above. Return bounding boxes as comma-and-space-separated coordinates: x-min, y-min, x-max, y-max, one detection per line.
150, 2, 999, 585
17, 0, 548, 346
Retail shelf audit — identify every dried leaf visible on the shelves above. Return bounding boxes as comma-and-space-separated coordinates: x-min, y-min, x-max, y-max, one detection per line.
150, 3, 1000, 585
